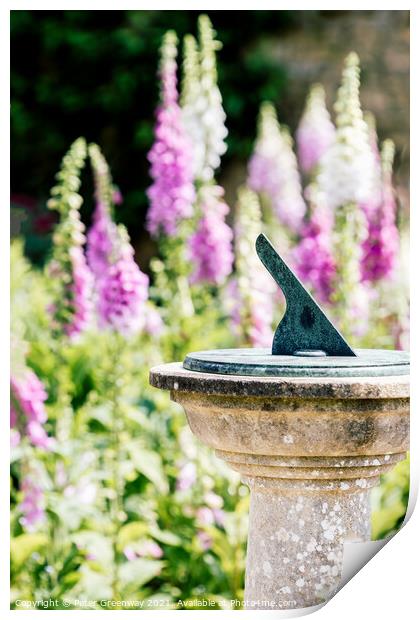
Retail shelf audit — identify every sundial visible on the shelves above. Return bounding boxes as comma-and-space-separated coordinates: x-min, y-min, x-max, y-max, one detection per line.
184, 234, 409, 378
150, 233, 409, 611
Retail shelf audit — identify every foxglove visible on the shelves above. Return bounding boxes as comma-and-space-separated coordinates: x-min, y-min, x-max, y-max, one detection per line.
147, 30, 195, 237
317, 53, 379, 209
227, 187, 275, 347
87, 144, 118, 279
361, 140, 399, 282
11, 370, 53, 450
248, 102, 306, 233
97, 226, 149, 336
294, 185, 336, 303
181, 16, 228, 182
189, 185, 234, 285
19, 476, 46, 531
296, 84, 335, 174
48, 138, 93, 339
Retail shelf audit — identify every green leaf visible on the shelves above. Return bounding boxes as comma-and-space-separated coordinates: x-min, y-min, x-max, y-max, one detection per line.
128, 444, 169, 494
119, 558, 164, 592
57, 542, 83, 581
59, 570, 82, 590
11, 534, 48, 570
149, 526, 182, 547
118, 522, 149, 550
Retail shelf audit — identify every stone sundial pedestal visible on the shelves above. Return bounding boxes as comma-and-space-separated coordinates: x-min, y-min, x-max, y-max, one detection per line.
150, 234, 409, 610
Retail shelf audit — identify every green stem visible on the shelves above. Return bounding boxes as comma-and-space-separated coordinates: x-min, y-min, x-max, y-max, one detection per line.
332, 202, 366, 340
106, 332, 125, 601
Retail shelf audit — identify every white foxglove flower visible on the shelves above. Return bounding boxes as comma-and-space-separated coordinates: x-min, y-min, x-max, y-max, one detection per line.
226, 187, 276, 347
181, 15, 228, 182
318, 53, 379, 209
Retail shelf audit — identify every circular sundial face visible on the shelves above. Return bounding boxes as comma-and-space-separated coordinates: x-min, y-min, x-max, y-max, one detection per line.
183, 348, 410, 378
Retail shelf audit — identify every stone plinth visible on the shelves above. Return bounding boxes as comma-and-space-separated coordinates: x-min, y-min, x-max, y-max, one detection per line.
150, 363, 409, 610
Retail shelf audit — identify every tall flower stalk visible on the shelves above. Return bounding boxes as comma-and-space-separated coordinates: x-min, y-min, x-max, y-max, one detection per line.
181, 34, 202, 179
361, 140, 399, 282
88, 143, 160, 337
97, 225, 150, 337
147, 31, 195, 237
317, 53, 379, 209
180, 17, 233, 289
188, 184, 233, 286
19, 475, 46, 532
316, 53, 375, 338
358, 112, 383, 221
248, 102, 306, 233
47, 138, 93, 340
87, 144, 117, 279
227, 187, 275, 347
293, 185, 335, 303
331, 202, 369, 338
296, 84, 335, 176
181, 16, 228, 183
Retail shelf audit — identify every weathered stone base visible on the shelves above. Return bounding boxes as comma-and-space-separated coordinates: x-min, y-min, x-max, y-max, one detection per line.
149, 364, 409, 611
229, 452, 404, 610
244, 486, 370, 609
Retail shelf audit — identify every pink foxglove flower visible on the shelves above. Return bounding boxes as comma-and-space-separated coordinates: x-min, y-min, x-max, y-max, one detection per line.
293, 186, 336, 303
87, 144, 161, 336
296, 84, 335, 174
196, 507, 215, 526
65, 246, 94, 339
87, 143, 119, 279
11, 371, 54, 451
86, 201, 116, 279
204, 492, 225, 525
361, 140, 399, 282
248, 102, 306, 233
123, 546, 137, 562
224, 278, 242, 335
147, 31, 195, 237
138, 541, 164, 559
144, 304, 164, 336
189, 185, 233, 285
113, 187, 123, 205
19, 477, 46, 531
97, 226, 149, 336
124, 542, 163, 561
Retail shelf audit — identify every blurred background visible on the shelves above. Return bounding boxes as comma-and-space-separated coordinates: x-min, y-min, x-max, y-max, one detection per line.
11, 10, 409, 266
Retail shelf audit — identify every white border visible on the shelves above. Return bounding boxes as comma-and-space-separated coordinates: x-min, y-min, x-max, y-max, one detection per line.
2, 3, 417, 619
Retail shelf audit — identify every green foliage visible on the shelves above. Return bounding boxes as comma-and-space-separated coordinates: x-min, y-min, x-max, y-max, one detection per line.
10, 230, 248, 607
371, 455, 410, 540
11, 534, 49, 572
